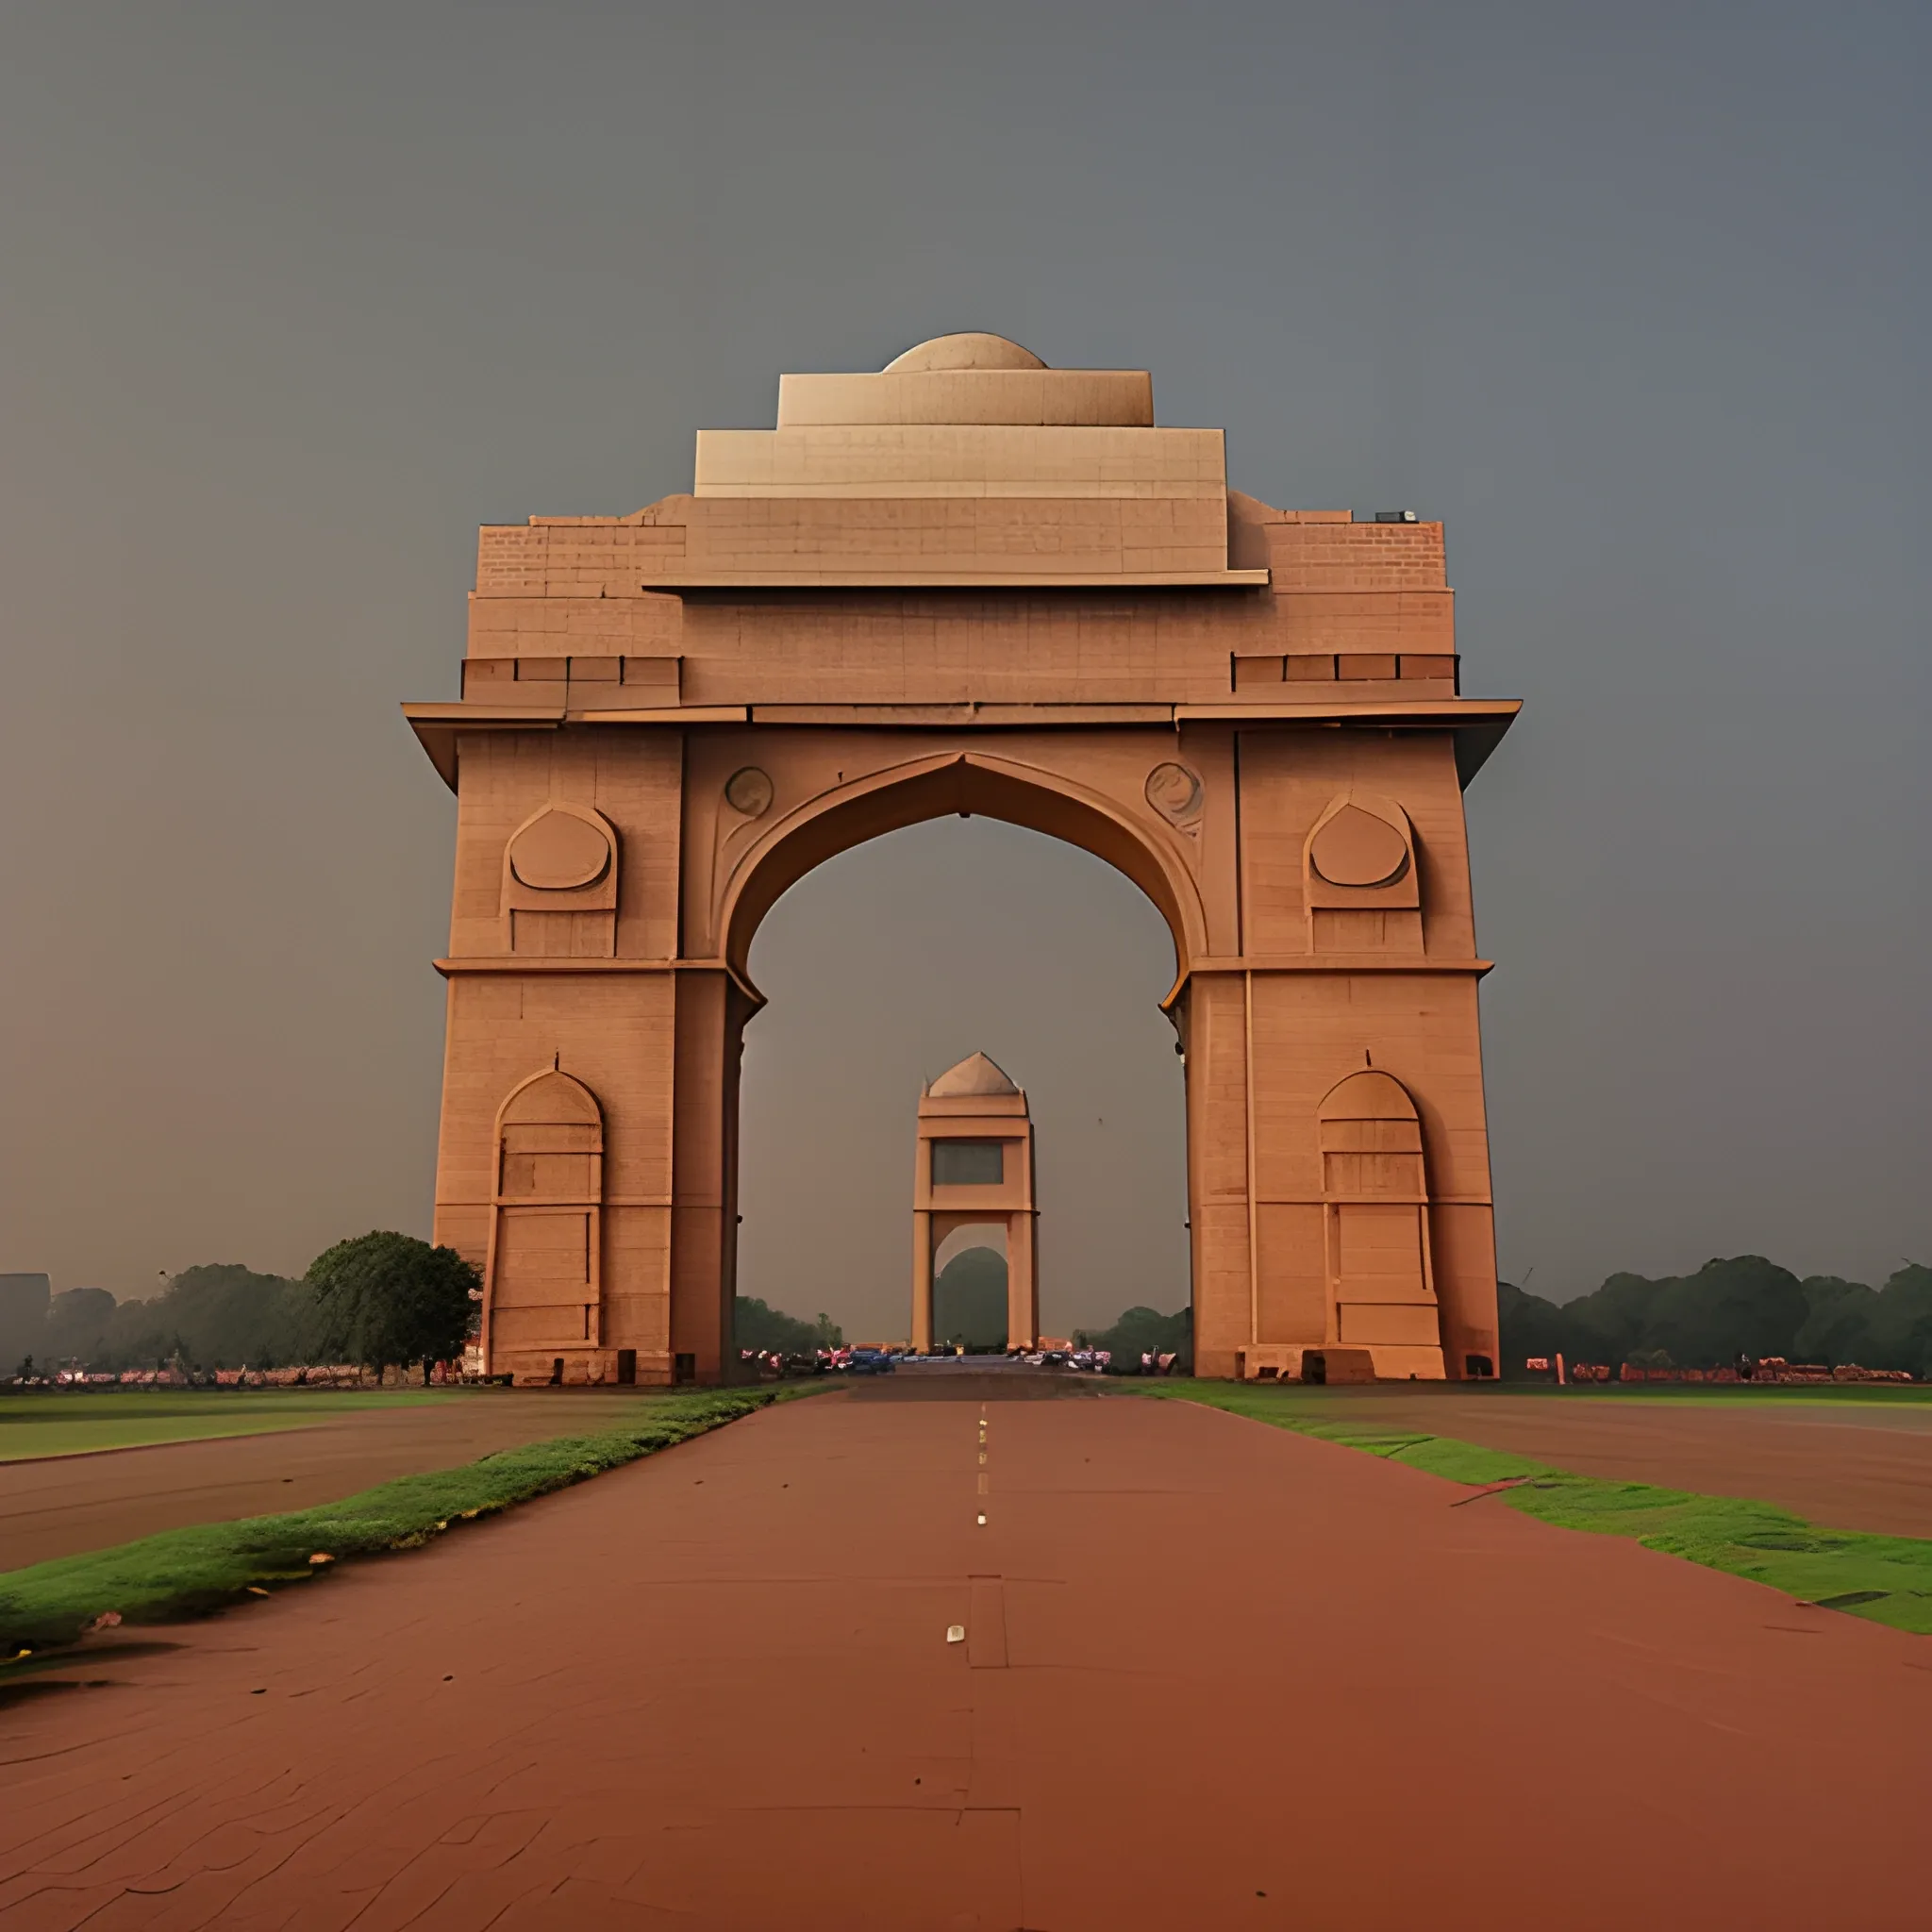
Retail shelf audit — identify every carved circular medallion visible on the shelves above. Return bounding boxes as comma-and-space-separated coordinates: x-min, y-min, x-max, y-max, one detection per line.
1309, 804, 1409, 888
508, 809, 610, 891
724, 766, 774, 818
1144, 760, 1204, 826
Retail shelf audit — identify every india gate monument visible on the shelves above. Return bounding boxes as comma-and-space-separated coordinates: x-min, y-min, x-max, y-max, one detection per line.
407, 333, 1516, 1387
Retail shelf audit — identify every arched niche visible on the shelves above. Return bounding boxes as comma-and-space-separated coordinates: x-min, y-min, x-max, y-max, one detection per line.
485, 1068, 607, 1369
1316, 1069, 1442, 1373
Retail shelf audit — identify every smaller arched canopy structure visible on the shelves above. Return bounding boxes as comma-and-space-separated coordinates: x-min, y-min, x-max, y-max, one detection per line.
911, 1054, 1038, 1353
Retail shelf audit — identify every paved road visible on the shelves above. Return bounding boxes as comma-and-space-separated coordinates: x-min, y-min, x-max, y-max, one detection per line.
3, 1380, 1927, 1929
1278, 1385, 1932, 1536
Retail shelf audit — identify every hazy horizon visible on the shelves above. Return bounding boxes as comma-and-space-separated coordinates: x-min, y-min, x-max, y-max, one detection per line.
3, 3, 1925, 1336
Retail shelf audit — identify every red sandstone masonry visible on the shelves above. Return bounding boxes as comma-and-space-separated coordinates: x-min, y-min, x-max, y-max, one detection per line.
415, 334, 1514, 1388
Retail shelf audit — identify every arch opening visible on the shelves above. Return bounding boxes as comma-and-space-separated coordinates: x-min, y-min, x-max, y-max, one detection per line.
732, 812, 1190, 1356
720, 753, 1199, 998
932, 1230, 1010, 1353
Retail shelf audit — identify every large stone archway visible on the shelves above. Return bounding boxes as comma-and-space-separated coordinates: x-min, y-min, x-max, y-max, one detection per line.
407, 331, 1518, 1386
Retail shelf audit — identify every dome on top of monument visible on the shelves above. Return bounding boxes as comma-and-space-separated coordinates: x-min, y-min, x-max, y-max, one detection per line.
927, 1051, 1021, 1097
884, 333, 1047, 374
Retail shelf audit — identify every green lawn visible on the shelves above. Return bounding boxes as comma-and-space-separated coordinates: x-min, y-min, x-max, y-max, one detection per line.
1138, 1380, 1932, 1635
0, 1390, 457, 1462
0, 1389, 785, 1653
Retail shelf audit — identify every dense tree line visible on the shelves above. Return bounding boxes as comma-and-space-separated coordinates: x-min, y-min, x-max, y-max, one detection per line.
734, 1296, 843, 1355
10, 1236, 480, 1384
1071, 1257, 1932, 1382
20, 1248, 1925, 1385
1500, 1256, 1932, 1378
1076, 1304, 1192, 1366
25, 1265, 312, 1373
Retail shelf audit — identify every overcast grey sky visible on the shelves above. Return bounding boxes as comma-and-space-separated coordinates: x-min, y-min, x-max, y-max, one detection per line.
1, 2, 1924, 1335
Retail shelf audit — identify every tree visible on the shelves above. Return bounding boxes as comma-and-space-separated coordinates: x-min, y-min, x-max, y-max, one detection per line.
1075, 1304, 1191, 1367
1794, 1276, 1880, 1367
43, 1287, 117, 1361
735, 1295, 842, 1355
1864, 1264, 1932, 1380
1646, 1257, 1807, 1368
1561, 1272, 1666, 1366
110, 1266, 312, 1371
1495, 1281, 1573, 1377
306, 1233, 480, 1384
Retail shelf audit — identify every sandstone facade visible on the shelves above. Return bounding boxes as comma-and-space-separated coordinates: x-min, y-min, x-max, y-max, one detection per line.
408, 333, 1517, 1386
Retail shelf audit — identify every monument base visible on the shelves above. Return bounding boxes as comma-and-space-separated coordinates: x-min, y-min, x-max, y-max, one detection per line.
1231, 1343, 1446, 1384
500, 1348, 677, 1389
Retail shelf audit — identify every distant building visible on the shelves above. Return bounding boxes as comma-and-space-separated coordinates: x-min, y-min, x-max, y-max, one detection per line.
911, 1054, 1039, 1354
0, 1272, 52, 1367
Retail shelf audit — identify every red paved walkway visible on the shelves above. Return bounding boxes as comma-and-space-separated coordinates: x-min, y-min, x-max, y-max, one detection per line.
3, 1382, 1928, 1929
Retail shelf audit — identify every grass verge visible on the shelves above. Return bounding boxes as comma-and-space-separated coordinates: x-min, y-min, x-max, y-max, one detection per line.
1134, 1380, 1932, 1635
0, 1388, 794, 1654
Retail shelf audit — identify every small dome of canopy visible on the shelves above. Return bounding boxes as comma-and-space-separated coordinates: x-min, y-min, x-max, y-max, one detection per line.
884, 333, 1047, 374
927, 1051, 1021, 1097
